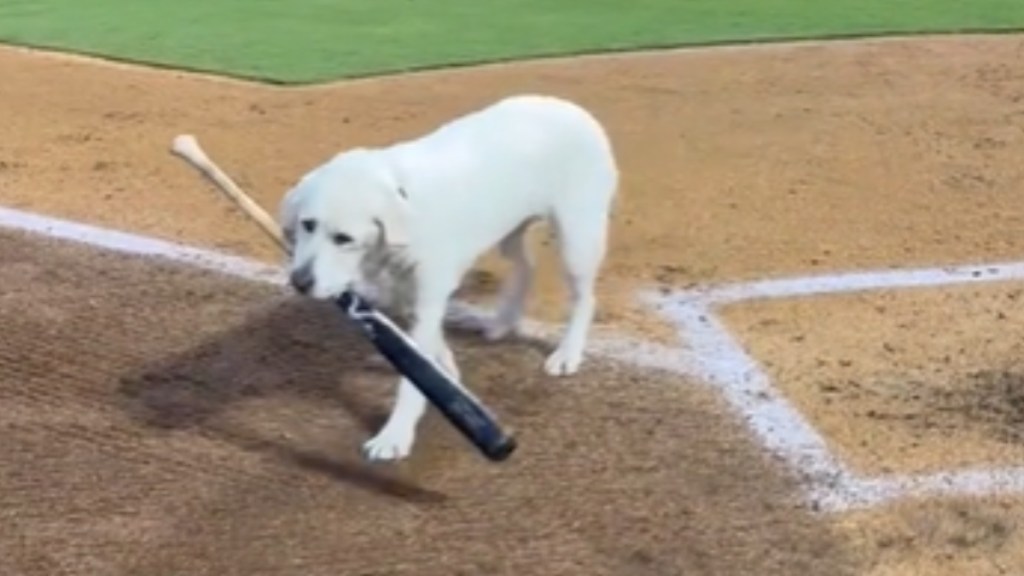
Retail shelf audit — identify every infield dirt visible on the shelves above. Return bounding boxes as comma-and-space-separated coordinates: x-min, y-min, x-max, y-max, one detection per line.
719, 281, 1024, 477
2, 32, 1024, 575
0, 230, 853, 575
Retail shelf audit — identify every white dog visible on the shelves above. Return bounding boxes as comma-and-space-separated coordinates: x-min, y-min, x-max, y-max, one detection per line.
278, 94, 619, 461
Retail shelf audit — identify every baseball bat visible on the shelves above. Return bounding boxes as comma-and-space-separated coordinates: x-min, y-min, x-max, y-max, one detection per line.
169, 134, 518, 462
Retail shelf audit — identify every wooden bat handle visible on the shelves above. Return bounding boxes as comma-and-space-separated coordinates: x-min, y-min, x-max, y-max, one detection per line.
170, 134, 289, 252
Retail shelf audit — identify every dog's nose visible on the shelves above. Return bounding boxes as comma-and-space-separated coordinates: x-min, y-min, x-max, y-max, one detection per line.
289, 267, 315, 294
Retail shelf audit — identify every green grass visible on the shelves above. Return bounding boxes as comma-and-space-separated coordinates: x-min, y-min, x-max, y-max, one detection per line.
0, 0, 1022, 83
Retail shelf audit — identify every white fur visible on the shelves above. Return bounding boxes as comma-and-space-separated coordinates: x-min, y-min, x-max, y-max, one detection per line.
279, 94, 619, 461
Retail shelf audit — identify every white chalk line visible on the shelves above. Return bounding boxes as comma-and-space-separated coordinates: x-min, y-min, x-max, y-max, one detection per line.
650, 259, 1024, 512
6, 204, 1024, 513
0, 206, 696, 378
0, 207, 288, 285
681, 261, 1024, 306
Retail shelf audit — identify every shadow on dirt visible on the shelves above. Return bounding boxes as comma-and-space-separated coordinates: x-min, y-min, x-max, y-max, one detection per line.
118, 298, 383, 431
116, 297, 450, 502
116, 295, 552, 503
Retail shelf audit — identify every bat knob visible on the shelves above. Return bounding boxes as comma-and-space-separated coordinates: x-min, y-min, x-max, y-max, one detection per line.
482, 433, 518, 462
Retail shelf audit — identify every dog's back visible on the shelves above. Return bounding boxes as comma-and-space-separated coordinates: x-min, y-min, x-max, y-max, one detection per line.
385, 94, 618, 248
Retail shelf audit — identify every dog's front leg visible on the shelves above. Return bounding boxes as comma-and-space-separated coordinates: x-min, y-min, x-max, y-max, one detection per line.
361, 296, 458, 462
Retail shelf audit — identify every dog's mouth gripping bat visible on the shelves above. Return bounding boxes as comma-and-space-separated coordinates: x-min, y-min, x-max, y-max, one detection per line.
170, 134, 517, 463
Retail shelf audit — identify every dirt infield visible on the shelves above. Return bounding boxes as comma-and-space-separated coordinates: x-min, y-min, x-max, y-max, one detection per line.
0, 230, 853, 575
837, 496, 1024, 576
4, 34, 1024, 343
720, 282, 1024, 477
2, 31, 1024, 575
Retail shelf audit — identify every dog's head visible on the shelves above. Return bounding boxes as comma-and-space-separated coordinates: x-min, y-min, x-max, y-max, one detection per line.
279, 150, 412, 300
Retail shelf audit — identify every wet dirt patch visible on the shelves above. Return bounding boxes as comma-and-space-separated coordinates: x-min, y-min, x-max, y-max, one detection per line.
918, 368, 1024, 446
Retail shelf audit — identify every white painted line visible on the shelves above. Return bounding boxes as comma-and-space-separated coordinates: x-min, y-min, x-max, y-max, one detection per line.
0, 205, 695, 378
7, 203, 1024, 512
885, 467, 1024, 503
657, 261, 1024, 512
653, 295, 864, 507
821, 467, 1024, 512
689, 261, 1024, 305
0, 206, 287, 285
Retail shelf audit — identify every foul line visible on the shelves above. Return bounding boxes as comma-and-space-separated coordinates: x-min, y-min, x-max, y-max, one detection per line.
4, 204, 1023, 513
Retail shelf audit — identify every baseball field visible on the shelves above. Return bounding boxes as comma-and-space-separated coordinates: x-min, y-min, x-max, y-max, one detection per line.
2, 1, 1024, 574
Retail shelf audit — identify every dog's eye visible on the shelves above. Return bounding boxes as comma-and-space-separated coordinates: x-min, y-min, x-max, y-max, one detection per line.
332, 233, 353, 246
301, 219, 317, 233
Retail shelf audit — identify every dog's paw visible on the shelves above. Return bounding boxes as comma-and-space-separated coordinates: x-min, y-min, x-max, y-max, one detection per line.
544, 346, 583, 377
361, 427, 415, 462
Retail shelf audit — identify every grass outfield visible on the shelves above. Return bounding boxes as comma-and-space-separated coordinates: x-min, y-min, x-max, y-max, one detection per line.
1, 0, 1022, 83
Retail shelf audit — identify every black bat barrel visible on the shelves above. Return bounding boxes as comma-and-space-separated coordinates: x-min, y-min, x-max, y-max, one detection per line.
336, 292, 517, 462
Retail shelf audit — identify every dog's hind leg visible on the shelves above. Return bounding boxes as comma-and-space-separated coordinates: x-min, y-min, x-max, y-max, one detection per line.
442, 220, 535, 340
544, 212, 609, 377
482, 220, 536, 341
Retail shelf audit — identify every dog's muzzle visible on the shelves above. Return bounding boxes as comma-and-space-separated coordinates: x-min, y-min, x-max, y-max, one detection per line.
289, 263, 315, 295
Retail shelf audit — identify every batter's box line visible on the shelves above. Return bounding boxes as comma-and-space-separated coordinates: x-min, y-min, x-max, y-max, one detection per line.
7, 204, 1023, 513
0, 205, 697, 398
645, 259, 1024, 513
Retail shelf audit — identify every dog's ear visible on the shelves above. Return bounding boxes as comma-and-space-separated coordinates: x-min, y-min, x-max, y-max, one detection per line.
278, 189, 301, 251
373, 187, 412, 247
279, 173, 316, 250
